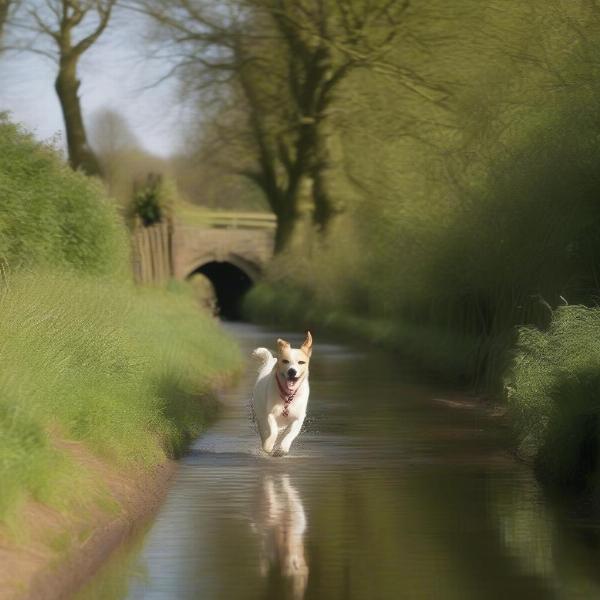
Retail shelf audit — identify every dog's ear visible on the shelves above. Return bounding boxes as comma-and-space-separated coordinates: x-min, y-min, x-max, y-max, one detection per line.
277, 338, 291, 353
301, 330, 313, 357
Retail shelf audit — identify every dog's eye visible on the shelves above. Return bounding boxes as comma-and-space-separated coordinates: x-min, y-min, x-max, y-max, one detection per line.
282, 359, 290, 364
298, 361, 306, 365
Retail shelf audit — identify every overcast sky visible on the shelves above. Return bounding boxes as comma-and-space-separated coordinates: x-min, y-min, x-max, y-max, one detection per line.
0, 9, 190, 158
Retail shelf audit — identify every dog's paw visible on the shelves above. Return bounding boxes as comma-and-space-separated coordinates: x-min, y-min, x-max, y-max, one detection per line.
262, 441, 275, 454
272, 445, 290, 457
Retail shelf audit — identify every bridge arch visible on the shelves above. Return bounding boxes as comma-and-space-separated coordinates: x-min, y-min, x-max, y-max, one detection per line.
172, 216, 275, 318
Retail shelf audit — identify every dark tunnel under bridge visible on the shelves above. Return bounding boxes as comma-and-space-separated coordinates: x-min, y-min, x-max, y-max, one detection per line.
188, 261, 254, 320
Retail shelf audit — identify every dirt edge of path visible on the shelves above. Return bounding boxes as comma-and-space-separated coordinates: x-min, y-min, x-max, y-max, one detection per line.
0, 445, 177, 600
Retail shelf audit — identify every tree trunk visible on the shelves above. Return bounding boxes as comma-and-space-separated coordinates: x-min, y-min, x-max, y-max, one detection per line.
273, 211, 297, 253
311, 120, 341, 234
274, 200, 298, 254
0, 0, 9, 40
312, 168, 336, 232
55, 58, 101, 176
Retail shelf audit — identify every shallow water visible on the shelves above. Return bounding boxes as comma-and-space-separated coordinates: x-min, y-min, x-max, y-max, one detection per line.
78, 323, 600, 600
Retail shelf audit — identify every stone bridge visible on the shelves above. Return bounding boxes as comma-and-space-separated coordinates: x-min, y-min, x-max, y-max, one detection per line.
172, 212, 276, 317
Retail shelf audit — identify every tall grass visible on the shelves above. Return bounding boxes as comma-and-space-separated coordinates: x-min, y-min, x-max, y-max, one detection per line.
0, 271, 241, 525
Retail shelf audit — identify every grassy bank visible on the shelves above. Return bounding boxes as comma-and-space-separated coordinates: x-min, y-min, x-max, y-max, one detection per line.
0, 271, 241, 532
0, 115, 243, 595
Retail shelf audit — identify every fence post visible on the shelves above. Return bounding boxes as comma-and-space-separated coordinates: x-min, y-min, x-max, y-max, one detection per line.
131, 219, 175, 285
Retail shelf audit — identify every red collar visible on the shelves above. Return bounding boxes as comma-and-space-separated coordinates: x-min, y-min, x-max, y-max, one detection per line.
275, 373, 305, 417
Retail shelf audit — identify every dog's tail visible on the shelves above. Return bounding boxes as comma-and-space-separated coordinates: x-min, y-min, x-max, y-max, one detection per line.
251, 347, 272, 366
252, 347, 275, 378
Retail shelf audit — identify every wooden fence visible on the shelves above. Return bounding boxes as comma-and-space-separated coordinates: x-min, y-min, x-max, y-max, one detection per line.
131, 221, 173, 285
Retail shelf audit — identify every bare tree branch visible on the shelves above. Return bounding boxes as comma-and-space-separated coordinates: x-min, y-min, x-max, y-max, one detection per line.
141, 0, 449, 250
8, 0, 118, 173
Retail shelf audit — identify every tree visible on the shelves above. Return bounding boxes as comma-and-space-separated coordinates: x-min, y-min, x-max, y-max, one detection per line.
89, 107, 139, 198
89, 107, 138, 158
0, 0, 19, 41
12, 0, 117, 175
142, 0, 442, 252
88, 107, 173, 204
0, 0, 10, 37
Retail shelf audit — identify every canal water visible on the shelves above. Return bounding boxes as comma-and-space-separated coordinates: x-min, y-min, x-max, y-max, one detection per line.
78, 323, 600, 600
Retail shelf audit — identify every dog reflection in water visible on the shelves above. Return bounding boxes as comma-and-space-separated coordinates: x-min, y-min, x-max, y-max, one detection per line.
251, 474, 309, 599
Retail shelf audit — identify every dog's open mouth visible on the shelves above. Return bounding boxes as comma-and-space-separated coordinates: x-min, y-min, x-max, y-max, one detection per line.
287, 376, 299, 385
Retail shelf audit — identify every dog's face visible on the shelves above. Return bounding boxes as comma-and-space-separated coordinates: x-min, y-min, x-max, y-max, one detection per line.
277, 331, 312, 388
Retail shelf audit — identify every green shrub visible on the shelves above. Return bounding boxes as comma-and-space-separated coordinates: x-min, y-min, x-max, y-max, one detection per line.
129, 173, 176, 226
506, 306, 600, 487
0, 115, 128, 275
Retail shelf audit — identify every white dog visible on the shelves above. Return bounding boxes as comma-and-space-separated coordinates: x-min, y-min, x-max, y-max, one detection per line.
251, 331, 313, 455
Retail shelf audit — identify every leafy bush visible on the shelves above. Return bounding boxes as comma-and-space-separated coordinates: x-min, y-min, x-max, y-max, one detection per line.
129, 173, 176, 226
506, 306, 600, 487
0, 115, 128, 275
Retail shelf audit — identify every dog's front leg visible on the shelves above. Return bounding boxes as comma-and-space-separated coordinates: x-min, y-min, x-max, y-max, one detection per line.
279, 418, 303, 455
263, 413, 279, 454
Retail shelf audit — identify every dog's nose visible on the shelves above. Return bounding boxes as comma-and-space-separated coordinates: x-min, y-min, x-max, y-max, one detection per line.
287, 368, 297, 378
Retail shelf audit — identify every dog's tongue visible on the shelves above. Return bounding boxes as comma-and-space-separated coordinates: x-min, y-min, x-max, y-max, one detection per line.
284, 377, 299, 392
